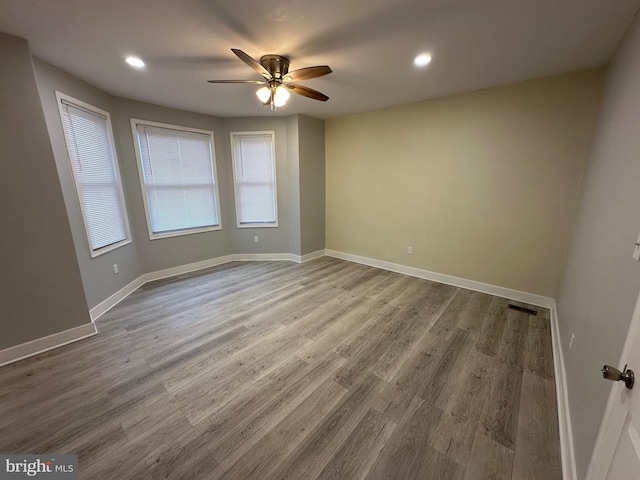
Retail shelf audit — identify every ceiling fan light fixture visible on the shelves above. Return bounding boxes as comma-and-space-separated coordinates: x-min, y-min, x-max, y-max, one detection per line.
210, 49, 331, 110
274, 86, 290, 107
256, 86, 271, 103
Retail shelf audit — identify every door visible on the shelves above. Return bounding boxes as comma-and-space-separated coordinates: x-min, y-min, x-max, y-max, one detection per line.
587, 291, 640, 479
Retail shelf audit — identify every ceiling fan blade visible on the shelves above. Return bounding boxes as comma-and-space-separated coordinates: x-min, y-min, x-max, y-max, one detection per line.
207, 80, 267, 84
284, 83, 329, 102
231, 48, 272, 80
284, 65, 332, 82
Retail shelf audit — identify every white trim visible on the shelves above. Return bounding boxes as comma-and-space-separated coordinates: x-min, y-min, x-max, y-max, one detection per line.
90, 254, 234, 320
89, 249, 558, 322
143, 255, 234, 284
144, 224, 222, 240
326, 249, 574, 476
0, 323, 97, 367
550, 302, 577, 480
6, 244, 575, 480
56, 91, 132, 258
236, 223, 279, 228
300, 249, 327, 263
231, 253, 295, 262
89, 276, 146, 321
0, 248, 576, 480
90, 252, 326, 321
6, 248, 571, 475
130, 118, 223, 241
325, 250, 554, 308
234, 251, 326, 264
230, 131, 279, 228
90, 253, 315, 322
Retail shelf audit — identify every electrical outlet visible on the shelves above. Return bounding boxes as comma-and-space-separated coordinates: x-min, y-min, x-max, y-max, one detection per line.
113, 264, 119, 275
569, 333, 575, 352
254, 236, 259, 243
407, 246, 413, 255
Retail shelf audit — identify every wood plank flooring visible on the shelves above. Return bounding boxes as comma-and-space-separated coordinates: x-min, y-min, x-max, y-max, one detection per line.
0, 258, 562, 479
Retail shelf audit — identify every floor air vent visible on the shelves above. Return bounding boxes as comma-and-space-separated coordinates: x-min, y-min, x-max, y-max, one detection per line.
507, 304, 538, 316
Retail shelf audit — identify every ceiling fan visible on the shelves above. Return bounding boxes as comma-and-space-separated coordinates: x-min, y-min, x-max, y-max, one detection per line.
207, 49, 332, 110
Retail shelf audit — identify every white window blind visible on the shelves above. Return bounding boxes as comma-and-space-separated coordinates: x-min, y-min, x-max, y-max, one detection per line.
231, 132, 278, 226
58, 95, 130, 256
133, 121, 221, 238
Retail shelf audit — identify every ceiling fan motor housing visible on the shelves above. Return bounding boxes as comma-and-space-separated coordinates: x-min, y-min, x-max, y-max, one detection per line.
260, 55, 290, 79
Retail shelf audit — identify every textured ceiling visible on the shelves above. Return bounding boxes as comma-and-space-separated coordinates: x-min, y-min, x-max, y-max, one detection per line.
1, 0, 638, 118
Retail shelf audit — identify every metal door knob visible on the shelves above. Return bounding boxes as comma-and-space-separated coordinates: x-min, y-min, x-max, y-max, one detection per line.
602, 364, 634, 389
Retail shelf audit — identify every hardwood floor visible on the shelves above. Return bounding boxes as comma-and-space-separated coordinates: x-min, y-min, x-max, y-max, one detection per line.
0, 258, 562, 479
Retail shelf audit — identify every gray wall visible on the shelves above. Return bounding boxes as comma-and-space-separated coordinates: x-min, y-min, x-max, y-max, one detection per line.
0, 33, 90, 349
298, 115, 326, 255
33, 59, 143, 309
112, 98, 233, 273
30, 57, 324, 312
286, 115, 302, 256
557, 14, 640, 478
35, 61, 236, 306
221, 116, 294, 255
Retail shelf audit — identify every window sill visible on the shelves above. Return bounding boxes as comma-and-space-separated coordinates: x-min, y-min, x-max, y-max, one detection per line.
236, 223, 279, 229
147, 224, 222, 240
90, 238, 132, 258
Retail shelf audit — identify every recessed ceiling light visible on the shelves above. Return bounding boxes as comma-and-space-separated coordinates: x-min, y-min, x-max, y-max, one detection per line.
414, 53, 432, 67
125, 56, 145, 68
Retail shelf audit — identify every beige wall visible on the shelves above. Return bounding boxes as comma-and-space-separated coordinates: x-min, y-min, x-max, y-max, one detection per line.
326, 69, 605, 297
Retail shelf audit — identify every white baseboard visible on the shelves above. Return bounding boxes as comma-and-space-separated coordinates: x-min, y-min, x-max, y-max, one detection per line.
325, 249, 554, 308
300, 249, 327, 263
90, 276, 146, 321
90, 255, 234, 321
2, 247, 574, 479
232, 253, 294, 262
89, 255, 233, 321
550, 303, 577, 480
0, 322, 97, 367
89, 252, 327, 322
2, 253, 289, 366
327, 249, 573, 477
143, 255, 234, 284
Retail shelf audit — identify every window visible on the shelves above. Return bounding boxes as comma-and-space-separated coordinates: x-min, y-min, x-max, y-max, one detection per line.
131, 119, 222, 239
56, 92, 131, 257
230, 131, 278, 227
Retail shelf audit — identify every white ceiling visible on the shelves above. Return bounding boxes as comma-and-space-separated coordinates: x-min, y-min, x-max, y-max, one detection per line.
1, 0, 639, 119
